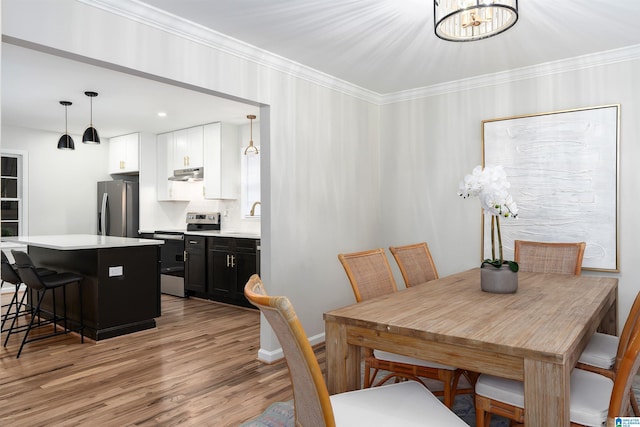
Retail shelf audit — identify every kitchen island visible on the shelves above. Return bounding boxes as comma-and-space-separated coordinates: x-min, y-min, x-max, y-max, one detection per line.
5, 234, 163, 340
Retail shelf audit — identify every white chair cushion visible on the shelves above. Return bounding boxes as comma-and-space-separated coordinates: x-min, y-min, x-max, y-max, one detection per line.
475, 373, 525, 408
330, 380, 468, 426
578, 332, 618, 369
374, 349, 457, 370
476, 369, 612, 427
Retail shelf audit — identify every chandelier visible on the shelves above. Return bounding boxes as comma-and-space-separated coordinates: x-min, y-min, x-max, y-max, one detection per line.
434, 0, 518, 42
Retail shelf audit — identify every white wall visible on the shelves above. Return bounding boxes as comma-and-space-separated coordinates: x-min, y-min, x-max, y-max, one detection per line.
2, 0, 382, 357
1, 125, 110, 235
380, 59, 640, 329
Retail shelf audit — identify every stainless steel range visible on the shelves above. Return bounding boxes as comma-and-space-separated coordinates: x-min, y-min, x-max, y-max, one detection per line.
153, 212, 221, 297
186, 212, 221, 231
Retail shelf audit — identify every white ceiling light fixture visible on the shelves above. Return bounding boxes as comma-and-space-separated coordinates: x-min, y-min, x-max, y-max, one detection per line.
434, 0, 518, 42
244, 114, 259, 155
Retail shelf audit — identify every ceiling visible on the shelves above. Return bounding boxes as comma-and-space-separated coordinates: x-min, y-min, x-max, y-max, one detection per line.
141, 0, 640, 93
3, 0, 640, 139
1, 43, 260, 139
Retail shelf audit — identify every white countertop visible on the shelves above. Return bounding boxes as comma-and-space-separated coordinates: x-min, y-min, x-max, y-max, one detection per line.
4, 234, 164, 250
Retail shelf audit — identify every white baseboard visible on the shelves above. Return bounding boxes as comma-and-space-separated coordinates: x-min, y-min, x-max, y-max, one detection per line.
257, 332, 325, 364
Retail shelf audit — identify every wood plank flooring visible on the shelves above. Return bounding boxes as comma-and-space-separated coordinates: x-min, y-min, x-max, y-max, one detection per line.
1, 294, 317, 426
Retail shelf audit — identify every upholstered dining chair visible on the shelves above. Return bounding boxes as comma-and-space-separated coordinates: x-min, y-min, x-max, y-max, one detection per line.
514, 240, 586, 275
389, 242, 439, 287
243, 274, 468, 427
474, 313, 640, 427
337, 248, 469, 408
576, 290, 640, 415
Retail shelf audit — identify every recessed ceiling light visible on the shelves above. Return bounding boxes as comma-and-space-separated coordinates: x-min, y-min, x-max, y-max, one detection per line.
157, 112, 167, 117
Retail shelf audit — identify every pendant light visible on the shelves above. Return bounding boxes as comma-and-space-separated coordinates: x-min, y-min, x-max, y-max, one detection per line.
82, 91, 100, 143
57, 101, 75, 150
243, 114, 259, 155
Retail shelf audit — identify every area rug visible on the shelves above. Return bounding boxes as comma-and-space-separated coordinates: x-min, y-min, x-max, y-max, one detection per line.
240, 394, 509, 426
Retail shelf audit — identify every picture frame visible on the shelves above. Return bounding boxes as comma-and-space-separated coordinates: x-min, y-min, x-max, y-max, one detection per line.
482, 104, 620, 272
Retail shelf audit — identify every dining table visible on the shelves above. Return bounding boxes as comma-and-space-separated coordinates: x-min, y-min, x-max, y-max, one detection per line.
324, 268, 618, 426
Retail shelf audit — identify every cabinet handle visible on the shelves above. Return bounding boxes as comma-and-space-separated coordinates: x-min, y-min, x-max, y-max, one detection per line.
120, 160, 125, 169
183, 250, 188, 261
226, 254, 236, 268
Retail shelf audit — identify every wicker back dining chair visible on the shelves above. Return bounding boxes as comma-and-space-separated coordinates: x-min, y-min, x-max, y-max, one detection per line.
337, 248, 470, 408
389, 242, 439, 287
474, 309, 640, 426
338, 248, 397, 301
514, 240, 586, 276
243, 275, 468, 427
576, 290, 640, 415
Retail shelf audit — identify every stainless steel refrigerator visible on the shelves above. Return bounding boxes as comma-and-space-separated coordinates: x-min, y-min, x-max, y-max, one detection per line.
97, 180, 139, 237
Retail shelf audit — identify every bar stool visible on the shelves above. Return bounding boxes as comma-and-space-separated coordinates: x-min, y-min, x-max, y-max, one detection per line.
5, 250, 84, 358
1, 251, 56, 334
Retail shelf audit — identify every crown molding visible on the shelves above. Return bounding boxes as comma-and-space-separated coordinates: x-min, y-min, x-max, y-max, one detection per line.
78, 0, 640, 106
77, 0, 381, 104
380, 44, 640, 105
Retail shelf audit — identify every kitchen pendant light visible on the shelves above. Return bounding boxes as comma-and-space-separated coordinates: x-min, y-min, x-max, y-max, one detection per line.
434, 0, 518, 42
57, 101, 75, 150
244, 114, 259, 155
82, 91, 100, 144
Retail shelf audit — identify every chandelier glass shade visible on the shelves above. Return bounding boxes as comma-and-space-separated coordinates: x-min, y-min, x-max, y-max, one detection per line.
434, 0, 518, 42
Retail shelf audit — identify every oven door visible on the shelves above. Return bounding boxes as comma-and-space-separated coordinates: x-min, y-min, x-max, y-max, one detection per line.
153, 232, 185, 297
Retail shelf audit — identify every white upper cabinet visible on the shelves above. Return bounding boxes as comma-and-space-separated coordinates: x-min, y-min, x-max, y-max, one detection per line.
203, 122, 239, 200
156, 132, 189, 201
108, 133, 139, 174
173, 126, 203, 170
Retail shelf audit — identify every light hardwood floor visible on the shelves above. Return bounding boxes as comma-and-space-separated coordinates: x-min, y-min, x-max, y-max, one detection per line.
0, 293, 317, 426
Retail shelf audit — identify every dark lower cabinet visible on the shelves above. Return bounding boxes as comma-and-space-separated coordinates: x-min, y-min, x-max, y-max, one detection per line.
184, 236, 206, 293
185, 235, 259, 308
207, 237, 258, 308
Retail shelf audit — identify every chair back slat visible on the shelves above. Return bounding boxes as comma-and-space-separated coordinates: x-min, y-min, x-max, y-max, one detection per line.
615, 291, 640, 372
608, 313, 640, 420
389, 242, 439, 287
338, 248, 397, 302
244, 275, 336, 427
514, 240, 586, 276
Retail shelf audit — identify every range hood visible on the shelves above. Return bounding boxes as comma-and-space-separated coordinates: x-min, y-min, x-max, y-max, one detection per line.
168, 167, 204, 181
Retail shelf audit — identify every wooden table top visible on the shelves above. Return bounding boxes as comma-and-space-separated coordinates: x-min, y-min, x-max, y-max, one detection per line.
324, 268, 618, 365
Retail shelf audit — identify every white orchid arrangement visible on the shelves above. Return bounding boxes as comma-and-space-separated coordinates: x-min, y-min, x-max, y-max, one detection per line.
458, 165, 519, 271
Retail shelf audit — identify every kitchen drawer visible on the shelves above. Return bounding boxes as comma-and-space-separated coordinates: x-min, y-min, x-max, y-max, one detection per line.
185, 236, 206, 249
208, 236, 258, 252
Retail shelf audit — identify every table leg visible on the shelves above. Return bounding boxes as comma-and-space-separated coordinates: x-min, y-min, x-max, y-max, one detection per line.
523, 358, 570, 426
325, 321, 360, 394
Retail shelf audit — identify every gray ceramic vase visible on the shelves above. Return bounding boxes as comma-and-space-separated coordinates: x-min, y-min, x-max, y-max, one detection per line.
480, 265, 518, 294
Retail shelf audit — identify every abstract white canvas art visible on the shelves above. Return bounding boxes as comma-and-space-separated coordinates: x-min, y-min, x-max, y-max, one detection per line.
482, 105, 619, 271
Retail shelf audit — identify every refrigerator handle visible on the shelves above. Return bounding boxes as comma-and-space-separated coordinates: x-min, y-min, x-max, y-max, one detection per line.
100, 192, 108, 236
